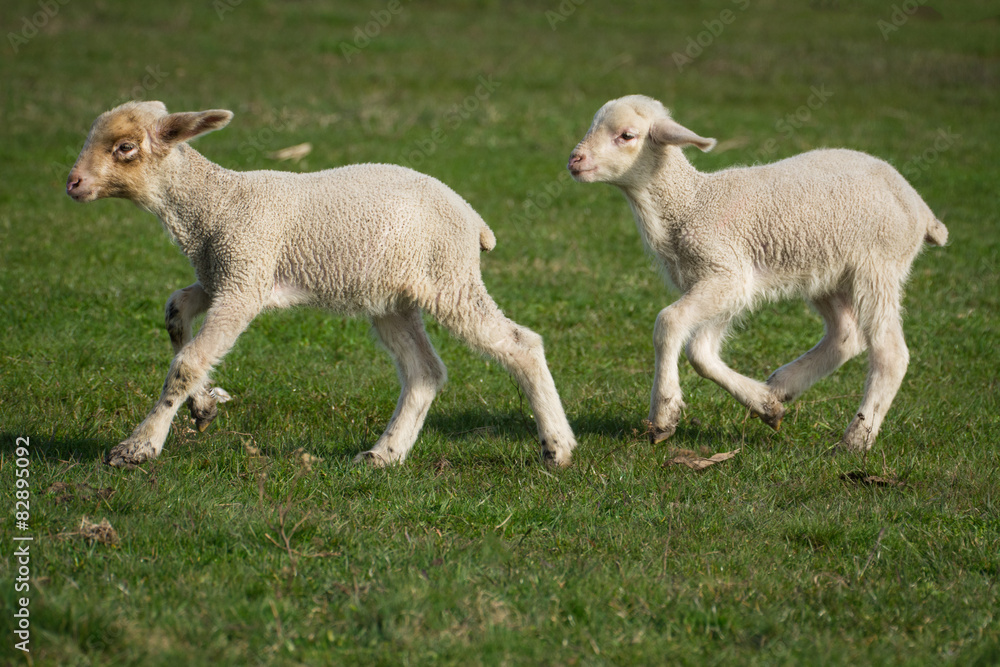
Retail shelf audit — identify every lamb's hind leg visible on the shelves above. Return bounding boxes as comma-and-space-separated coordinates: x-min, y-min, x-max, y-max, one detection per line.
766, 291, 867, 403
166, 283, 231, 432
841, 279, 909, 452
433, 281, 577, 467
354, 307, 447, 467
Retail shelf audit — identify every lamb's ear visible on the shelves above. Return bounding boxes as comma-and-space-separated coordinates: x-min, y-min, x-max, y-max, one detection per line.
154, 109, 233, 147
649, 117, 716, 152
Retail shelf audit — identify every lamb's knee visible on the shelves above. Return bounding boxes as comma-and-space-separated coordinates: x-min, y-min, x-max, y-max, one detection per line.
166, 314, 185, 349
685, 338, 714, 378
843, 325, 867, 358
408, 354, 446, 393
867, 324, 909, 375
428, 358, 447, 390
873, 344, 909, 381
654, 305, 692, 352
511, 324, 543, 352
830, 320, 867, 364
653, 307, 673, 342
478, 318, 542, 360
165, 286, 195, 322
165, 285, 208, 349
505, 325, 549, 372
163, 357, 207, 396
165, 294, 185, 342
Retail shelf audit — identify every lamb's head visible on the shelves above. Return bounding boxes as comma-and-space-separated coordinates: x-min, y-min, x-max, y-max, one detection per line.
66, 101, 233, 203
567, 95, 716, 188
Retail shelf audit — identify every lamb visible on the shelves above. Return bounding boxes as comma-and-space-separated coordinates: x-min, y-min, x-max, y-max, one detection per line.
66, 100, 577, 468
567, 94, 947, 452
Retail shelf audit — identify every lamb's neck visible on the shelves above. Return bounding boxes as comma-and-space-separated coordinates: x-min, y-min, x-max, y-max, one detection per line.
619, 149, 703, 254
140, 145, 242, 257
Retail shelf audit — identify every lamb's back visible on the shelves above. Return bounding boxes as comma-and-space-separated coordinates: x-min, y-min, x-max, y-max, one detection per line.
689, 149, 932, 276
258, 164, 490, 312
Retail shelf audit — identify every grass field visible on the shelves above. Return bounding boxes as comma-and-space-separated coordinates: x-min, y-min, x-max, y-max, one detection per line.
2, 1, 999, 664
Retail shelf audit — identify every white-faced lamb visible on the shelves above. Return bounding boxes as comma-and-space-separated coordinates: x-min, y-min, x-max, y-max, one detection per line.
568, 94, 947, 451
67, 100, 577, 468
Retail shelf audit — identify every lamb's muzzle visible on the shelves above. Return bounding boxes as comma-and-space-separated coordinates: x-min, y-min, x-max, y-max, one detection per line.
566, 152, 592, 179
65, 174, 83, 198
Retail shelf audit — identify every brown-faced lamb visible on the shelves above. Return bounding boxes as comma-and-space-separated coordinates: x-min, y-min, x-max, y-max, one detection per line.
67, 101, 577, 468
567, 94, 947, 452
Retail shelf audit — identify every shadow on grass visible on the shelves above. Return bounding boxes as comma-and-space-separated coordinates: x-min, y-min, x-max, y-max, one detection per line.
2, 409, 773, 471
424, 409, 533, 443
2, 430, 109, 463
321, 408, 758, 467
2, 407, 771, 473
296, 409, 647, 468
426, 407, 642, 442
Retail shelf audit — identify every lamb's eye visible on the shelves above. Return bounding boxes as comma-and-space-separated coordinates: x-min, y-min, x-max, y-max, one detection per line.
116, 142, 138, 156
620, 132, 636, 141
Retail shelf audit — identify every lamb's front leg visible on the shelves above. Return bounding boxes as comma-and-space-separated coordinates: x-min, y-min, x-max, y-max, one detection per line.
647, 302, 691, 443
166, 283, 231, 432
686, 320, 785, 429
648, 282, 762, 442
107, 300, 257, 467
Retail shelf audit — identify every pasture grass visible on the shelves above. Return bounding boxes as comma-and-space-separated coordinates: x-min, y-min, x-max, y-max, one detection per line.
1, 1, 998, 664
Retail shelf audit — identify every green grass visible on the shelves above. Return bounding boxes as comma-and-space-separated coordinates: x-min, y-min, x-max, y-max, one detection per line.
2, 1, 999, 664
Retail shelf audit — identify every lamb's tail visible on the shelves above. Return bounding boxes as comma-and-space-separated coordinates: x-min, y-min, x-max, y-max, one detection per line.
925, 217, 948, 246
479, 225, 496, 252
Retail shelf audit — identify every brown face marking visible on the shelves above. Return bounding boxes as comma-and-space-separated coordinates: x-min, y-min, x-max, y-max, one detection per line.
71, 102, 171, 201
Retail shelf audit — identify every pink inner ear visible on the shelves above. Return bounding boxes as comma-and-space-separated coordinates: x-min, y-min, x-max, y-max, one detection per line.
150, 111, 231, 150
159, 119, 185, 143
149, 114, 190, 152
